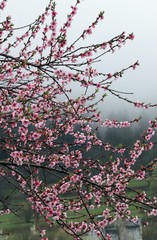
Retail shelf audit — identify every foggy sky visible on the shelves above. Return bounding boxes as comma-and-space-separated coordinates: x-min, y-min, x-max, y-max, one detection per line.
3, 0, 157, 118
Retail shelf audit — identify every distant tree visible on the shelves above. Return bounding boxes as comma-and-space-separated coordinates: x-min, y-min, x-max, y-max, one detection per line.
19, 202, 33, 223
104, 111, 135, 146
0, 1, 157, 239
150, 167, 157, 198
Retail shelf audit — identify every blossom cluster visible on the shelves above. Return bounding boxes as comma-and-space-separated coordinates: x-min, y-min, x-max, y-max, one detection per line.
0, 1, 157, 240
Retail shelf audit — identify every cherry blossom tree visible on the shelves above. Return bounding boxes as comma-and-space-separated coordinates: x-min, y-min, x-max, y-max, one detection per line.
0, 0, 157, 239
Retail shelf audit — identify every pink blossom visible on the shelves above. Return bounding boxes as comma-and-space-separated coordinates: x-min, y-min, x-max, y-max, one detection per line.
148, 209, 157, 216
128, 33, 135, 40
32, 132, 41, 140
40, 229, 46, 237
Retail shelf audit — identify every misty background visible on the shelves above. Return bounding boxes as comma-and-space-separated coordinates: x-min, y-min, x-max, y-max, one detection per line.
2, 0, 157, 120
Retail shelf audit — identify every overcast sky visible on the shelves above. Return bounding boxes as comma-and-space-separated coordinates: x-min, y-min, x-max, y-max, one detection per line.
3, 0, 157, 118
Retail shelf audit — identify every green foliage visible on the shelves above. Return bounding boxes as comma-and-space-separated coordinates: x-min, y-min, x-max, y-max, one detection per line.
149, 167, 157, 198
18, 203, 34, 223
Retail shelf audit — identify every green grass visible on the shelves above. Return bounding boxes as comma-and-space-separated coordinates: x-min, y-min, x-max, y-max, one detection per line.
128, 179, 149, 189
0, 213, 32, 229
